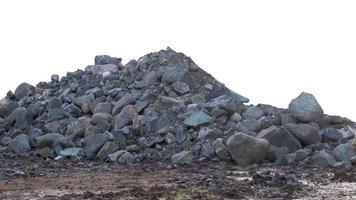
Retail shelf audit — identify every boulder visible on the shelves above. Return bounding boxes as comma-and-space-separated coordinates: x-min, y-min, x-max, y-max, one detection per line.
332, 143, 356, 162
37, 133, 64, 148
257, 126, 301, 153
285, 123, 321, 145
311, 150, 336, 167
226, 132, 270, 165
84, 133, 111, 156
95, 55, 122, 66
288, 92, 324, 122
9, 134, 31, 154
14, 82, 36, 100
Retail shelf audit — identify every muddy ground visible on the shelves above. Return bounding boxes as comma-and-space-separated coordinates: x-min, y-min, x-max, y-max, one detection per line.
0, 157, 355, 200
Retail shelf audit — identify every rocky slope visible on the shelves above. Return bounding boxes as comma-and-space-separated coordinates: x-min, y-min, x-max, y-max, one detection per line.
0, 48, 355, 172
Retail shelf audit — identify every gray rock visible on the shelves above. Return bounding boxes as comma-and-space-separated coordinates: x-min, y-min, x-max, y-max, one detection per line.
118, 151, 134, 165
207, 95, 237, 114
200, 143, 215, 158
332, 143, 356, 162
14, 82, 35, 100
285, 123, 321, 145
0, 100, 18, 118
288, 92, 324, 122
172, 81, 190, 95
85, 64, 120, 76
171, 150, 193, 164
37, 133, 64, 148
321, 128, 345, 145
10, 107, 33, 129
94, 102, 112, 114
74, 94, 95, 114
164, 133, 176, 144
84, 133, 110, 156
267, 146, 289, 162
1, 137, 12, 146
311, 150, 336, 167
47, 97, 62, 109
114, 105, 137, 130
242, 118, 261, 132
162, 67, 188, 84
257, 126, 301, 153
197, 127, 218, 141
112, 93, 137, 115
183, 111, 212, 127
96, 141, 120, 160
242, 106, 264, 120
280, 113, 297, 125
212, 139, 229, 159
95, 55, 122, 66
63, 104, 82, 117
226, 132, 270, 165
108, 150, 134, 165
9, 134, 31, 154
59, 148, 84, 157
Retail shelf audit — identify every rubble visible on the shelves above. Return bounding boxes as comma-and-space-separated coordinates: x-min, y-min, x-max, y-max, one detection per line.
0, 47, 355, 171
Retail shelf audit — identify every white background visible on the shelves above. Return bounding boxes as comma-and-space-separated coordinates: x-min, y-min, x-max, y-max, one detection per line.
0, 0, 355, 120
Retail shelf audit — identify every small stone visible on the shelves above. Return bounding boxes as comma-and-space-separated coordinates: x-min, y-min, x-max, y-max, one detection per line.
227, 132, 270, 165
288, 92, 324, 122
60, 148, 84, 157
230, 113, 242, 122
207, 95, 237, 114
64, 104, 82, 117
164, 133, 176, 144
51, 74, 60, 82
171, 151, 193, 164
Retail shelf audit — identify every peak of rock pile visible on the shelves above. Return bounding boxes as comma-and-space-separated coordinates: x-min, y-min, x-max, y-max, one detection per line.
0, 48, 355, 171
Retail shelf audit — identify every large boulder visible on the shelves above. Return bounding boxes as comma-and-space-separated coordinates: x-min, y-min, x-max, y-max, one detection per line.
9, 134, 31, 154
285, 123, 321, 145
37, 133, 64, 148
226, 132, 270, 165
257, 126, 301, 153
288, 92, 324, 122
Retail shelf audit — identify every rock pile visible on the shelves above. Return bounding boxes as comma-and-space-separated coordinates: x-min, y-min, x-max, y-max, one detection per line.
0, 48, 355, 171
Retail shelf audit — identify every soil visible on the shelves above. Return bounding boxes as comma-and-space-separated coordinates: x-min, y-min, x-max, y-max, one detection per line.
0, 157, 355, 199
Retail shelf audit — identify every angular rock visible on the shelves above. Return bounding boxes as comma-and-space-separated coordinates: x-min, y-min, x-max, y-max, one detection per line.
183, 111, 212, 127
96, 141, 120, 160
288, 92, 324, 122
95, 55, 122, 66
311, 150, 336, 167
207, 95, 237, 114
172, 81, 190, 95
108, 150, 134, 165
285, 123, 321, 145
257, 126, 301, 153
84, 133, 110, 156
227, 132, 270, 165
242, 106, 264, 120
321, 128, 345, 145
94, 102, 112, 114
171, 151, 193, 164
